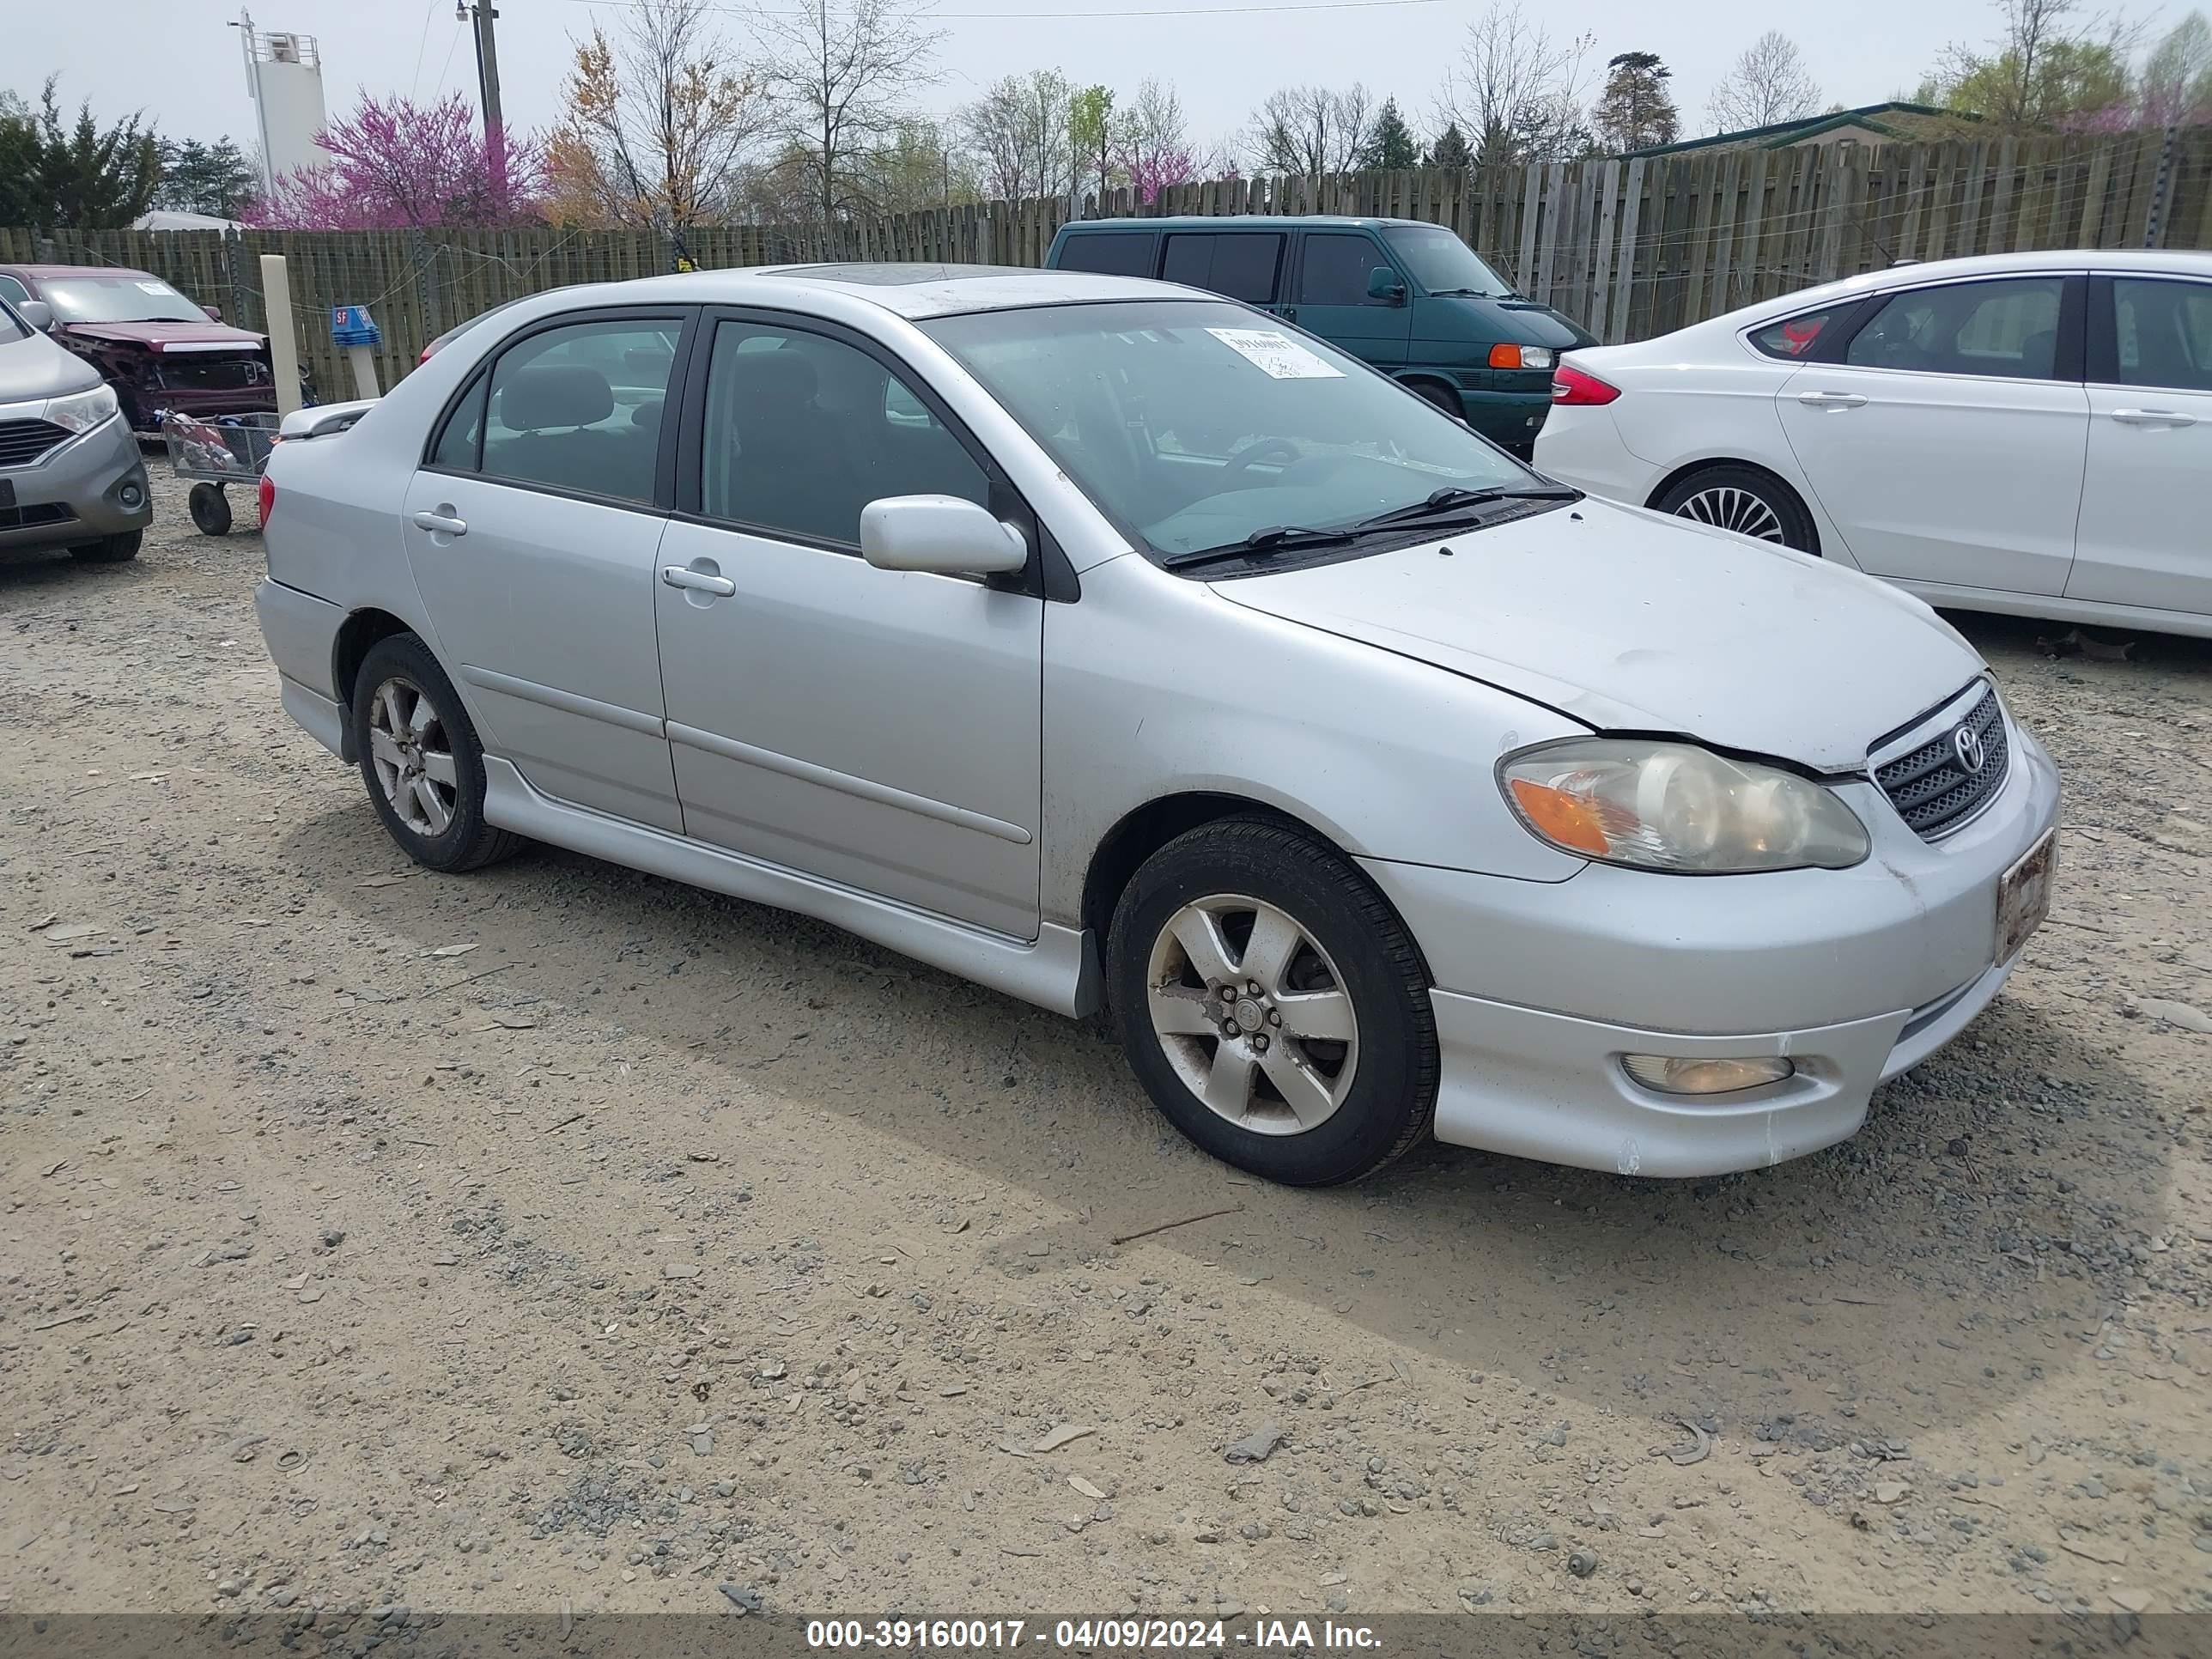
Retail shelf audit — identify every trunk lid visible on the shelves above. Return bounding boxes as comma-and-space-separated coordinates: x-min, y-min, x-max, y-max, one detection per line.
1212, 498, 1983, 772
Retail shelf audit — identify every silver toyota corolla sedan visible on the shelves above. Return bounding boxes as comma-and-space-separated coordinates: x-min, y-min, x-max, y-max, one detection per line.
253, 264, 2060, 1186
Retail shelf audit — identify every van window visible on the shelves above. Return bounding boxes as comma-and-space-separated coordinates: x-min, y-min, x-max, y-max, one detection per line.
1299, 234, 1389, 307
1057, 232, 1157, 278
1162, 233, 1284, 305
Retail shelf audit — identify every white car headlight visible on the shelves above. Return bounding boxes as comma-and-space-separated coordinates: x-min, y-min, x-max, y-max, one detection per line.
1520, 346, 1556, 371
43, 384, 119, 436
1499, 738, 1869, 873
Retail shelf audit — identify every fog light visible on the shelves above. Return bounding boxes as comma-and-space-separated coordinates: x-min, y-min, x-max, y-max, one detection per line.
1622, 1054, 1795, 1095
118, 481, 144, 509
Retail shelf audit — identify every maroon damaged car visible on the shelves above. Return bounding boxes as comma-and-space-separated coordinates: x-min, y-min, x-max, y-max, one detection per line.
0, 265, 276, 432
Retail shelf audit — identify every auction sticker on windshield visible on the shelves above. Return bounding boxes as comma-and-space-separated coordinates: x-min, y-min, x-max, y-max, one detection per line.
1206, 327, 1344, 380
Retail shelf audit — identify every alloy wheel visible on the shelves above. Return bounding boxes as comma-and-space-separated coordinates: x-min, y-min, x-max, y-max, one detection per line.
367, 676, 459, 838
1144, 893, 1359, 1136
1674, 484, 1785, 542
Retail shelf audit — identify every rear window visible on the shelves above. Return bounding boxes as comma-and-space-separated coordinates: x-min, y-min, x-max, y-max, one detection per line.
1056, 232, 1157, 278
1162, 233, 1284, 305
1747, 306, 1849, 359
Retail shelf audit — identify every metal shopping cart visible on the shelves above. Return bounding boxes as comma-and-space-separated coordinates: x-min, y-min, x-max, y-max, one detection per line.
161, 410, 281, 536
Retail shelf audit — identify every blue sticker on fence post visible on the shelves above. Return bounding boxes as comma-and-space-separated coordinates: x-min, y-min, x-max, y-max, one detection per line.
331, 305, 382, 348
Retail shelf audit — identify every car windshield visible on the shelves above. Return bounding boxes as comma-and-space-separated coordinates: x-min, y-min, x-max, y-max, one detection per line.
38, 276, 210, 325
1382, 226, 1512, 297
921, 298, 1542, 562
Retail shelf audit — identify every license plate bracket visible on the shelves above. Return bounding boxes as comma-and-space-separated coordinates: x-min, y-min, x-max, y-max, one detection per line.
1996, 830, 2056, 963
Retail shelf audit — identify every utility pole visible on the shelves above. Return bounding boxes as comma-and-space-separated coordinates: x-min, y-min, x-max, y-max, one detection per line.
457, 3, 503, 145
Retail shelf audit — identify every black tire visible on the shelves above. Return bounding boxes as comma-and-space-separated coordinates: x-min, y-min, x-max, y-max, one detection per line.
1408, 379, 1461, 416
349, 633, 521, 873
69, 530, 142, 563
1106, 817, 1438, 1187
1652, 465, 1817, 553
188, 482, 233, 536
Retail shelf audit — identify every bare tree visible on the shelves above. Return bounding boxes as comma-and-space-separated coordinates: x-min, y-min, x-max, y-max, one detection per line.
1923, 0, 2136, 125
550, 0, 771, 232
959, 70, 1076, 203
760, 0, 942, 225
1440, 3, 1593, 165
1705, 31, 1822, 131
1249, 83, 1373, 174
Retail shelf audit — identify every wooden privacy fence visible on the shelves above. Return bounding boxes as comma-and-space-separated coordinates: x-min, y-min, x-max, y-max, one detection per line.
6, 127, 2208, 394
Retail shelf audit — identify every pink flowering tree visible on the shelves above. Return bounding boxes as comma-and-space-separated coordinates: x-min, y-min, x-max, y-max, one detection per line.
1121, 143, 1199, 204
248, 93, 545, 229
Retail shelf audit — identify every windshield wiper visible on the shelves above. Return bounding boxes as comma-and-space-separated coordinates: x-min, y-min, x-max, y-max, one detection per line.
1164, 524, 1359, 571
1425, 287, 1504, 298
1355, 483, 1580, 530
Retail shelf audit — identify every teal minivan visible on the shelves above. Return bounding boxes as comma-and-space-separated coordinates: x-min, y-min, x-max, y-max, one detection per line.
1046, 216, 1595, 452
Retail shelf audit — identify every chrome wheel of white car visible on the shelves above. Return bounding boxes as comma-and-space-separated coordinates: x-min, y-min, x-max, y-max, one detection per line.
1674, 484, 1785, 543
367, 675, 459, 837
1146, 893, 1360, 1135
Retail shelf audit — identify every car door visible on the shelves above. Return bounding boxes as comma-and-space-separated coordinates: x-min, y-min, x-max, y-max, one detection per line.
1162, 231, 1290, 321
405, 308, 691, 832
653, 313, 1044, 939
1774, 273, 2088, 595
2068, 272, 2212, 618
1291, 230, 1410, 368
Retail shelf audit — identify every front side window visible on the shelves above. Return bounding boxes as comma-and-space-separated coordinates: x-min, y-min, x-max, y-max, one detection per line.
698, 320, 987, 545
922, 298, 1540, 562
1058, 233, 1157, 278
1380, 225, 1511, 297
0, 274, 30, 306
35, 275, 208, 325
1163, 234, 1284, 305
2111, 277, 2212, 392
1844, 277, 2065, 380
475, 318, 681, 502
1299, 234, 1392, 307
1747, 305, 1850, 360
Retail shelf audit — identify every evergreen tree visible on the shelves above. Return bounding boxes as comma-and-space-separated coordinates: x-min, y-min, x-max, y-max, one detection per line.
152, 137, 257, 218
1592, 51, 1680, 153
1358, 97, 1420, 168
1425, 121, 1471, 168
0, 78, 160, 228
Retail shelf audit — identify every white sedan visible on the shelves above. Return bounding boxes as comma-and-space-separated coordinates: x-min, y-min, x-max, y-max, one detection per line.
1535, 249, 2212, 639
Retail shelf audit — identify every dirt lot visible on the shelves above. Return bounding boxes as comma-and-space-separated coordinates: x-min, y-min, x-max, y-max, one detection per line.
3, 467, 2210, 1627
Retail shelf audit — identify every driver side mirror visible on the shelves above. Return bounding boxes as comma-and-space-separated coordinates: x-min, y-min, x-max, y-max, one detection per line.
860, 495, 1028, 577
18, 299, 52, 331
1366, 266, 1407, 305
203, 305, 224, 323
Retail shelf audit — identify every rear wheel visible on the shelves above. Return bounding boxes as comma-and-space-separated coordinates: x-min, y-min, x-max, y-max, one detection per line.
1107, 818, 1437, 1187
1653, 465, 1816, 553
350, 634, 520, 873
69, 530, 142, 563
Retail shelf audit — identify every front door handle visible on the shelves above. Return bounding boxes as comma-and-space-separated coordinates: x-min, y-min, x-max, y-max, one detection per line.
2111, 407, 2198, 426
661, 564, 736, 598
1796, 391, 1868, 409
410, 508, 467, 535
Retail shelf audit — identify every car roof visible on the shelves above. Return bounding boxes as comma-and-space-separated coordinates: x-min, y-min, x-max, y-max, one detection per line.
1062, 216, 1428, 234
1721, 248, 2212, 328
0, 264, 162, 280
587, 263, 1208, 320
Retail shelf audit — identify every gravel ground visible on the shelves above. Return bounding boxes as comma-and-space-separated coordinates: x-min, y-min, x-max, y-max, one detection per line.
3, 466, 2209, 1626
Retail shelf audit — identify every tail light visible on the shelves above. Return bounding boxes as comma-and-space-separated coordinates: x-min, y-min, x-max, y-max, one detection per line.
257, 472, 276, 527
419, 343, 434, 365
1551, 364, 1620, 406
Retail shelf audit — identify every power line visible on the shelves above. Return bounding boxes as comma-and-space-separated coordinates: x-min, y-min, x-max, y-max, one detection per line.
566, 0, 1444, 18
408, 0, 439, 102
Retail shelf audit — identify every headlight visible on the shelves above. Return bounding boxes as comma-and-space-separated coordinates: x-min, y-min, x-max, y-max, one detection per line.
42, 384, 119, 436
1521, 346, 1556, 371
1499, 738, 1869, 873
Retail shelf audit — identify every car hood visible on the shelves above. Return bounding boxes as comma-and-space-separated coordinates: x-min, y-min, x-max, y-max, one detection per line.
1211, 498, 1984, 773
60, 319, 267, 353
0, 329, 100, 402
1428, 294, 1595, 349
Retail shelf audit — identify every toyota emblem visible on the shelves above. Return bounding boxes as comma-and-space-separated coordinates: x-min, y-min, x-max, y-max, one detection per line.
1953, 723, 1986, 775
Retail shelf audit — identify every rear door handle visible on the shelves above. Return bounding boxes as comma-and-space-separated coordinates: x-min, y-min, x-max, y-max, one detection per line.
1796, 391, 1868, 408
662, 564, 736, 598
2111, 407, 2197, 426
410, 509, 467, 535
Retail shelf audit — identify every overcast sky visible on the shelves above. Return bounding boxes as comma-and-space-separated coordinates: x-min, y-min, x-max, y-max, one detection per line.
14, 0, 2021, 161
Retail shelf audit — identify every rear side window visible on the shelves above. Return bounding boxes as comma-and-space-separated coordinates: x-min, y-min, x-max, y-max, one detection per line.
1298, 233, 1389, 306
429, 374, 489, 469
1844, 277, 2065, 380
2110, 277, 2212, 392
1163, 233, 1284, 305
475, 318, 683, 502
1747, 306, 1849, 360
1057, 233, 1157, 278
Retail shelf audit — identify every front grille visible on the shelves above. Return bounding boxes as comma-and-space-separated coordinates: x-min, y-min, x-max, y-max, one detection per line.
1875, 684, 2009, 839
0, 418, 70, 468
154, 358, 267, 391
0, 501, 71, 531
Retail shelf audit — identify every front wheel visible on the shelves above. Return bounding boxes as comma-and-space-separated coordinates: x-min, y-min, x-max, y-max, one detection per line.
350, 634, 520, 873
69, 530, 142, 563
1653, 465, 1816, 552
1107, 818, 1437, 1186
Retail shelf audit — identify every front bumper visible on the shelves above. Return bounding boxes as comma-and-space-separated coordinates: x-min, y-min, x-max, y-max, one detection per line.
0, 416, 152, 552
1454, 386, 1553, 450
1362, 719, 2062, 1176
